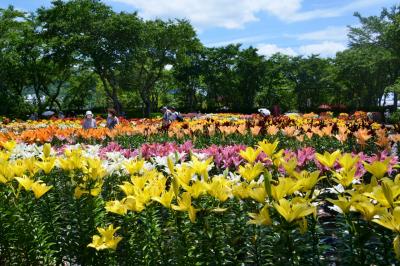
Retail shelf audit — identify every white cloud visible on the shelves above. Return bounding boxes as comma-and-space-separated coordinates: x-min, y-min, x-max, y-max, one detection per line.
295, 26, 349, 42
107, 0, 302, 29
108, 0, 393, 29
287, 0, 394, 22
257, 41, 347, 58
108, 0, 302, 29
206, 35, 272, 47
257, 44, 297, 57
298, 41, 347, 57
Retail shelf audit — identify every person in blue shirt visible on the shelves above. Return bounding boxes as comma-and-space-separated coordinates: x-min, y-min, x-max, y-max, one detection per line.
106, 108, 119, 129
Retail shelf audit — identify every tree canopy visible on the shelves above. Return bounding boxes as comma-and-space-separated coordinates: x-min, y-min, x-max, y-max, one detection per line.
1, 0, 399, 118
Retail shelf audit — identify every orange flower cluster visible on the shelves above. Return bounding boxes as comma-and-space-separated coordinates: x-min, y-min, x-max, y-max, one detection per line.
0, 114, 397, 147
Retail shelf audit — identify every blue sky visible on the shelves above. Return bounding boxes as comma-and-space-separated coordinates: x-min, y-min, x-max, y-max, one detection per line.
1, 0, 398, 57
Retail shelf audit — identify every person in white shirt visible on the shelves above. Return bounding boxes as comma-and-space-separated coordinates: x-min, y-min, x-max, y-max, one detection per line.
161, 107, 172, 128
169, 106, 184, 122
169, 107, 178, 121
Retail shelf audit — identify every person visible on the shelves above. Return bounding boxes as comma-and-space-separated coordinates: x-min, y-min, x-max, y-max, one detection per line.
106, 108, 119, 129
161, 106, 172, 129
28, 112, 38, 121
82, 110, 97, 129
58, 111, 65, 119
384, 109, 390, 123
258, 108, 271, 117
170, 106, 183, 122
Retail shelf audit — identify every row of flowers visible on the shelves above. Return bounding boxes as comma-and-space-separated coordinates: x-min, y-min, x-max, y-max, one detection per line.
0, 140, 399, 263
3, 140, 397, 175
0, 119, 395, 152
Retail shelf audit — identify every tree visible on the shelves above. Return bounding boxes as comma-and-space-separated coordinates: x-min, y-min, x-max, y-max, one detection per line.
173, 46, 205, 112
335, 46, 394, 109
39, 0, 142, 114
0, 6, 72, 115
255, 53, 296, 111
125, 19, 200, 117
349, 5, 400, 108
235, 47, 267, 112
201, 45, 240, 111
287, 55, 336, 111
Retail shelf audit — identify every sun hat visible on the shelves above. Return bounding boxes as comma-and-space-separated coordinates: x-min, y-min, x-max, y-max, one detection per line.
86, 110, 93, 116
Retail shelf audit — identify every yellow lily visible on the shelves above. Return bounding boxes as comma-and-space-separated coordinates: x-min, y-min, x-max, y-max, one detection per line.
327, 196, 355, 214
124, 159, 145, 175
190, 156, 213, 181
172, 192, 197, 222
332, 167, 357, 187
1, 141, 16, 152
36, 158, 56, 174
271, 177, 301, 201
373, 207, 400, 233
182, 180, 208, 199
232, 183, 250, 199
352, 201, 384, 221
172, 192, 192, 212
338, 153, 359, 171
238, 163, 264, 182
152, 189, 174, 208
43, 143, 51, 158
249, 186, 267, 203
315, 150, 341, 168
24, 157, 39, 176
74, 186, 88, 199
118, 181, 137, 196
364, 181, 400, 208
12, 161, 27, 177
257, 139, 279, 157
363, 159, 390, 179
274, 197, 316, 223
294, 170, 322, 191
248, 204, 272, 226
281, 157, 298, 176
174, 164, 194, 186
0, 151, 10, 162
15, 176, 34, 191
373, 207, 400, 259
124, 196, 145, 212
208, 176, 232, 202
88, 224, 123, 251
86, 158, 107, 180
105, 200, 128, 216
239, 147, 261, 164
272, 149, 284, 168
31, 181, 52, 199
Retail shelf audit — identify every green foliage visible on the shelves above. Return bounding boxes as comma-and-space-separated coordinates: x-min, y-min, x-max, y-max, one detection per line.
389, 110, 400, 124
1, 2, 400, 117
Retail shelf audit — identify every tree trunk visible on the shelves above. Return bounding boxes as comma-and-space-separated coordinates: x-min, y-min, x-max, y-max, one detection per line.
144, 100, 151, 118
394, 92, 398, 109
111, 92, 123, 115
99, 75, 123, 115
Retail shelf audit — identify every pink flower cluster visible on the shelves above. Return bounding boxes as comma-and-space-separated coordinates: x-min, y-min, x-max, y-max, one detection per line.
57, 141, 398, 175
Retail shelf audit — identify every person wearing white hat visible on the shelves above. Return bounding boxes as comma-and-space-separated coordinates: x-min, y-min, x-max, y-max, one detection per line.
82, 110, 97, 129
258, 108, 271, 117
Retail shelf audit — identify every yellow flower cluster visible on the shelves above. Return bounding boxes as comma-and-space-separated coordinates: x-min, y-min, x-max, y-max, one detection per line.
1, 139, 400, 257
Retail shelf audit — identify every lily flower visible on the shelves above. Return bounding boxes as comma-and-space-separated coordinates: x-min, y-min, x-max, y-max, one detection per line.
248, 204, 272, 226
88, 224, 122, 251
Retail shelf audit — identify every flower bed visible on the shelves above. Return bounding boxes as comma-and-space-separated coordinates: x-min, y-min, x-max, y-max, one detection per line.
1, 114, 400, 264
0, 138, 398, 264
